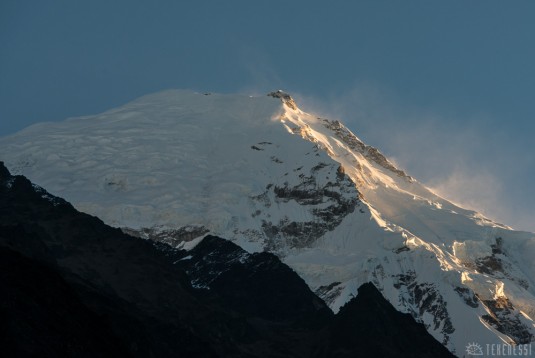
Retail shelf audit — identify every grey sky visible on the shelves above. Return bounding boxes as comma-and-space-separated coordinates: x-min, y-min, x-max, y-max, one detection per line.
1, 1, 534, 230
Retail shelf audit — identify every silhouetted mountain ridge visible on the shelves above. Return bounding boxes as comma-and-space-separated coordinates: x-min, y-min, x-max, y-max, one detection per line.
0, 162, 453, 357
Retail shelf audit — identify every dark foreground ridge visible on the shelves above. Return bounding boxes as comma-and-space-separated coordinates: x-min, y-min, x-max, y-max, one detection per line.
0, 162, 453, 357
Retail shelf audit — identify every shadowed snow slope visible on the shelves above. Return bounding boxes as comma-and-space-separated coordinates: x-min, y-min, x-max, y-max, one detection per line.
1, 90, 534, 355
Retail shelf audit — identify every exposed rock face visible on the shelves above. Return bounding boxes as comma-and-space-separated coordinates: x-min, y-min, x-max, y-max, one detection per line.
254, 161, 361, 251
473, 238, 530, 290
316, 282, 344, 307
321, 119, 412, 179
480, 297, 534, 344
452, 237, 535, 343
122, 225, 209, 247
454, 287, 479, 308
267, 90, 297, 109
391, 272, 455, 346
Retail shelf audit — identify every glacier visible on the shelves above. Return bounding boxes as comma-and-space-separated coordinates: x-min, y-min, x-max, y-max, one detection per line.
1, 89, 534, 355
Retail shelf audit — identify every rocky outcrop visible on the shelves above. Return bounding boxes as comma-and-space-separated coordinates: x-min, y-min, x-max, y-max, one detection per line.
322, 119, 412, 180
394, 272, 455, 346
251, 161, 361, 251
454, 287, 479, 308
316, 282, 344, 307
480, 296, 534, 344
122, 225, 209, 247
268, 90, 298, 110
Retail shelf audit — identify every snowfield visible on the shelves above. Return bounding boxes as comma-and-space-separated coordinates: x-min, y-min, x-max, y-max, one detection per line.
1, 89, 534, 355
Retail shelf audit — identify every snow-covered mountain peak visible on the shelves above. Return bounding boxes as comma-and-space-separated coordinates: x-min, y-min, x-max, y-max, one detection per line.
1, 89, 534, 355
266, 89, 414, 188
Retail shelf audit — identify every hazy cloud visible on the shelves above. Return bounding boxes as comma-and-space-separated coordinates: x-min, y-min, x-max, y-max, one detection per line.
293, 83, 535, 232
236, 45, 284, 95
428, 169, 506, 223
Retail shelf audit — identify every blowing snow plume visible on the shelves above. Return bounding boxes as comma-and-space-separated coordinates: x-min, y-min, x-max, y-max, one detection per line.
296, 84, 535, 232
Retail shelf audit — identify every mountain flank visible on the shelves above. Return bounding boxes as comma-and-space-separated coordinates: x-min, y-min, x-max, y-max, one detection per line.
0, 162, 453, 357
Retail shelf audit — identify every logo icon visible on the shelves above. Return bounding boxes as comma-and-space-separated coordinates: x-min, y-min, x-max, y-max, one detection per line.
466, 342, 484, 356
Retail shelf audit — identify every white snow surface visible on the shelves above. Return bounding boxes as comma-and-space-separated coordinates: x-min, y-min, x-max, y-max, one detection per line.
1, 89, 535, 355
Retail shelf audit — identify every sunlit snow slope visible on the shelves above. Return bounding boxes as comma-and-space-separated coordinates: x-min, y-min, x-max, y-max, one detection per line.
1, 90, 534, 355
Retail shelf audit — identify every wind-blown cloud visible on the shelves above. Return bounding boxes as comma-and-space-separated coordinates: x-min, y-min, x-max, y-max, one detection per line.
293, 83, 535, 232
236, 45, 284, 95
428, 169, 505, 222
